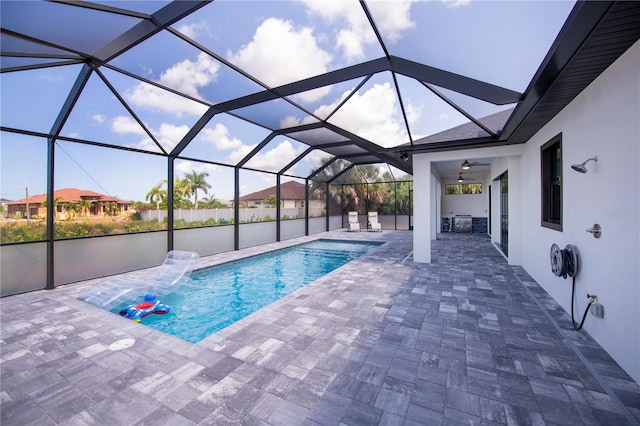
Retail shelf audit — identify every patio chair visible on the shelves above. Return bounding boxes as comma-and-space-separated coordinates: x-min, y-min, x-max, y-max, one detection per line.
348, 211, 360, 232
368, 212, 382, 232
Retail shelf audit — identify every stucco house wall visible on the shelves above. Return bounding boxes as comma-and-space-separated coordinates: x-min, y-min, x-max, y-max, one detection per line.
412, 40, 639, 384
519, 40, 640, 383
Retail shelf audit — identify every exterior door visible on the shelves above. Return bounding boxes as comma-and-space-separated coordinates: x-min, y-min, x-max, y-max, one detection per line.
500, 172, 508, 256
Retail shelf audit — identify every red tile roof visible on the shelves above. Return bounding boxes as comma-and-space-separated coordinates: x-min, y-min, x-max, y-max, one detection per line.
239, 181, 307, 201
8, 188, 130, 205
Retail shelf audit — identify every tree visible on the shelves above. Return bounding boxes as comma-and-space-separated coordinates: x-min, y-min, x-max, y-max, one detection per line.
63, 202, 82, 220
146, 180, 167, 210
198, 196, 227, 209
261, 194, 277, 207
77, 199, 93, 217
40, 196, 64, 221
184, 170, 211, 209
354, 164, 387, 212
104, 202, 119, 216
310, 158, 351, 215
174, 177, 192, 209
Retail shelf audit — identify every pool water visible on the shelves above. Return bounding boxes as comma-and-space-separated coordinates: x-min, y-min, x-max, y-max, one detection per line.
127, 239, 381, 343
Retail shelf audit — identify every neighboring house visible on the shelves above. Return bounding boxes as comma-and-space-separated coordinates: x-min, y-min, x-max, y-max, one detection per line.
6, 188, 131, 219
0, 198, 12, 218
237, 181, 321, 209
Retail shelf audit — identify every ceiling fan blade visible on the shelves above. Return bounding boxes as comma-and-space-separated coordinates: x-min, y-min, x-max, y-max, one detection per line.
461, 159, 490, 169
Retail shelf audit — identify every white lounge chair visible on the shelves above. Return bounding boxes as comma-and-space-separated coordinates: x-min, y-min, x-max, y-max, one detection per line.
368, 212, 382, 232
79, 250, 199, 310
348, 211, 360, 232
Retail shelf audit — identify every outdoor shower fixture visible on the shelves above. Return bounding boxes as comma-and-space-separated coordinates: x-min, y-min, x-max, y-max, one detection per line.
571, 156, 598, 173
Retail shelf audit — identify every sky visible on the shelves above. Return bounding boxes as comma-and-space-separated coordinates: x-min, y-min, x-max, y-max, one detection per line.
0, 0, 575, 203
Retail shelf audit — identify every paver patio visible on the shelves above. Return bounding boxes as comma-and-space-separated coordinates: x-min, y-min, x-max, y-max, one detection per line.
1, 231, 639, 425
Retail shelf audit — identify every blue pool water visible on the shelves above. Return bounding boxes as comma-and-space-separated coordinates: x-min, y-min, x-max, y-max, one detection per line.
130, 239, 381, 343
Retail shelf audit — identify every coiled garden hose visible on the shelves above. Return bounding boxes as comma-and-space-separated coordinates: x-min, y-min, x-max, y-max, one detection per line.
571, 275, 594, 331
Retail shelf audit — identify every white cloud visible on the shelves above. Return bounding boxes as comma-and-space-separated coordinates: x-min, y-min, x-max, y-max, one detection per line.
321, 82, 412, 147
175, 160, 217, 176
91, 114, 106, 124
302, 0, 414, 60
280, 115, 304, 129
111, 115, 146, 135
439, 113, 449, 120
107, 116, 192, 152
245, 140, 301, 171
336, 29, 366, 60
306, 149, 333, 164
132, 137, 157, 152
109, 115, 157, 151
227, 17, 332, 102
302, 1, 371, 61
228, 143, 257, 165
125, 52, 217, 117
441, 0, 471, 8
406, 102, 422, 125
157, 123, 190, 151
281, 114, 319, 128
367, 2, 415, 43
126, 82, 208, 118
176, 22, 209, 40
158, 52, 219, 98
199, 123, 243, 150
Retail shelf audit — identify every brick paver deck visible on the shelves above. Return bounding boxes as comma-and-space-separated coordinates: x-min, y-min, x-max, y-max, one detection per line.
1, 231, 639, 425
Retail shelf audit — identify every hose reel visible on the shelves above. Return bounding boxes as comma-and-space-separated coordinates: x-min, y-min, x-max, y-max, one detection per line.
550, 243, 578, 279
550, 243, 593, 330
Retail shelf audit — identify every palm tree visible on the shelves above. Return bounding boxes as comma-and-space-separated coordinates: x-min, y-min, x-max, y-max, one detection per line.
77, 199, 93, 217
104, 202, 119, 216
63, 202, 82, 220
40, 196, 64, 221
146, 180, 167, 211
184, 170, 211, 209
353, 164, 387, 212
310, 158, 351, 215
174, 177, 192, 208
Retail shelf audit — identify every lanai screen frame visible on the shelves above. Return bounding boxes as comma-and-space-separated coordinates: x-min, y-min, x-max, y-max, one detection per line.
3, 1, 626, 293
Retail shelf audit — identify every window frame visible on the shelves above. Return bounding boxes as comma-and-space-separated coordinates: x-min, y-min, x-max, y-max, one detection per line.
444, 183, 483, 195
540, 134, 563, 231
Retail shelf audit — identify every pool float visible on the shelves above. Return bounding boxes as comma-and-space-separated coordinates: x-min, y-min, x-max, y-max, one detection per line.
119, 294, 170, 322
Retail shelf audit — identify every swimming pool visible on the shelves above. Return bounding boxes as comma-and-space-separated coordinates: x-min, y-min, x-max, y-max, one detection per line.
125, 239, 381, 343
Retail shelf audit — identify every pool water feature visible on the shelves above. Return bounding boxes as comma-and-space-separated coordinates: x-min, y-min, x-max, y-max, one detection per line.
123, 239, 381, 343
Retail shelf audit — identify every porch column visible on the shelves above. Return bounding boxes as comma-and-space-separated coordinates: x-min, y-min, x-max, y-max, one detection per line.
413, 154, 432, 263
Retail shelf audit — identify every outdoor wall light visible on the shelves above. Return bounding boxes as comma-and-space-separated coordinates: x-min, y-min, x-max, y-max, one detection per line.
400, 152, 409, 162
571, 156, 598, 173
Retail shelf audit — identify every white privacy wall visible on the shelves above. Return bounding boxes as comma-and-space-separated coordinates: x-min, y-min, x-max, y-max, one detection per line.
519, 41, 640, 383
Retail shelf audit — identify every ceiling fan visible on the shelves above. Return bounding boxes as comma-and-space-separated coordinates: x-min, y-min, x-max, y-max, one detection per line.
461, 159, 490, 170
457, 173, 477, 183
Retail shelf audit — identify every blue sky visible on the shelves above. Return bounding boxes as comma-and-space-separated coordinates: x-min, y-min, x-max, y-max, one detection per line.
0, 0, 575, 203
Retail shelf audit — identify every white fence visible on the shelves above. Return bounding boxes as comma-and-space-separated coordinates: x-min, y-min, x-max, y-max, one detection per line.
141, 207, 325, 223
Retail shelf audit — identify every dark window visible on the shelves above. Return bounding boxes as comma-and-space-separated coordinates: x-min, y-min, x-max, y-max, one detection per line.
541, 134, 562, 231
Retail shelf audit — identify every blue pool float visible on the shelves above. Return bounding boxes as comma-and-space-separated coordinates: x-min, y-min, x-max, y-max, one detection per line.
119, 294, 170, 322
